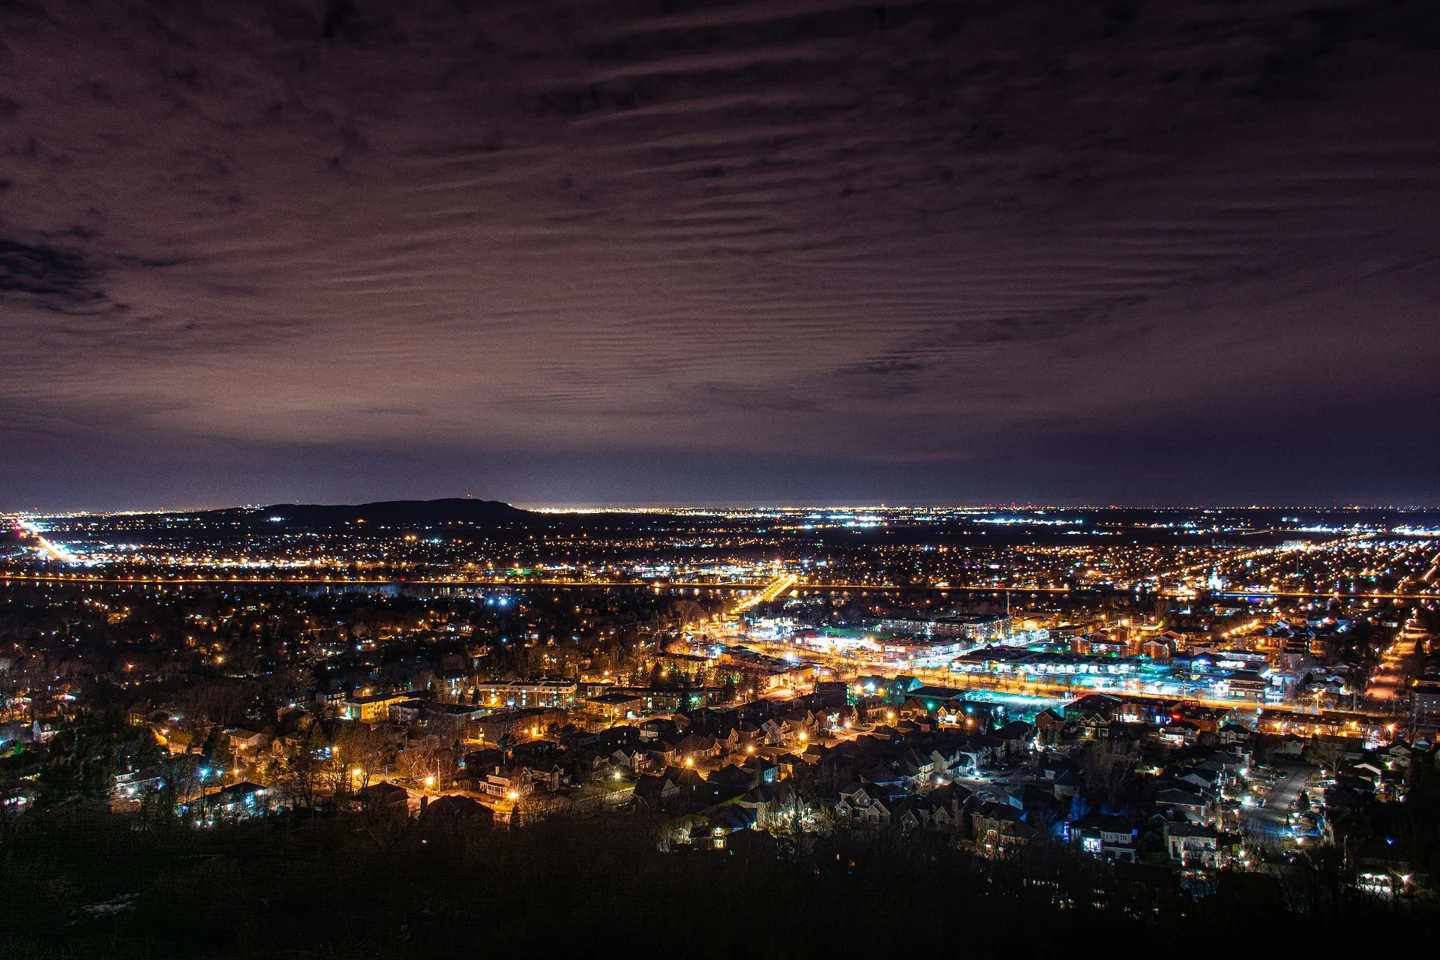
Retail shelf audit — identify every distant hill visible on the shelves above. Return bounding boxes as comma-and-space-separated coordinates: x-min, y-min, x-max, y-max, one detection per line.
206, 498, 530, 530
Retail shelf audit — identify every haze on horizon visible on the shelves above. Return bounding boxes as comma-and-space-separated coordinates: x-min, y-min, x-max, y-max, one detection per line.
3, 1, 1439, 511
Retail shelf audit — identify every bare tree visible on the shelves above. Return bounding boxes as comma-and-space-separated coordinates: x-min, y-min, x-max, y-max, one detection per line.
333, 722, 391, 791
1076, 739, 1140, 809
1303, 739, 1346, 773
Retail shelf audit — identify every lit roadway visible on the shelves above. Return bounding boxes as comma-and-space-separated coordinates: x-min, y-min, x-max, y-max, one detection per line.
6, 518, 75, 563
6, 568, 1439, 602
1366, 618, 1428, 703
1243, 763, 1318, 842
730, 573, 798, 614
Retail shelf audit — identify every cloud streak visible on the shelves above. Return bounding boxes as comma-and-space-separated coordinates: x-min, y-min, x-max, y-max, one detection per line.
1, 0, 1438, 507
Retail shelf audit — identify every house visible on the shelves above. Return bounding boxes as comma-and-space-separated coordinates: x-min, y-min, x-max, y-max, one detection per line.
609, 745, 646, 773
1157, 722, 1198, 748
1071, 816, 1138, 861
202, 781, 271, 820
418, 795, 493, 836
357, 782, 410, 812
1142, 637, 1173, 661
1051, 768, 1085, 800
896, 748, 937, 788
1155, 787, 1208, 823
994, 721, 1033, 755
835, 782, 897, 824
708, 764, 757, 793
113, 769, 166, 801
631, 773, 681, 812
227, 729, 270, 757
972, 801, 1028, 853
1163, 821, 1225, 867
736, 781, 801, 829
923, 782, 973, 836
482, 765, 538, 799
674, 732, 721, 761
645, 738, 682, 768
424, 701, 486, 737
474, 708, 566, 745
1035, 709, 1066, 744
585, 692, 646, 721
955, 744, 990, 776
706, 804, 760, 847
162, 728, 194, 756
774, 753, 808, 781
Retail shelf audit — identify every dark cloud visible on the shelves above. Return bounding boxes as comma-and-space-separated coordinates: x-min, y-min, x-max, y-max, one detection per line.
1, 0, 1438, 508
0, 239, 115, 313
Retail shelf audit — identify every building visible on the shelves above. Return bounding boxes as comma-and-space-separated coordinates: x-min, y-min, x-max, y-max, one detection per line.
1163, 822, 1227, 868
425, 701, 488, 737
339, 692, 413, 722
1413, 678, 1440, 733
474, 708, 567, 745
227, 729, 270, 757
201, 781, 272, 821
1070, 818, 1138, 861
388, 698, 430, 724
875, 614, 1014, 643
585, 691, 646, 721
113, 769, 166, 801
473, 680, 578, 710
814, 681, 849, 709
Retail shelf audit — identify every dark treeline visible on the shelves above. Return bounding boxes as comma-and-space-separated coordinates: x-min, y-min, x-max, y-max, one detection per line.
1, 809, 1428, 959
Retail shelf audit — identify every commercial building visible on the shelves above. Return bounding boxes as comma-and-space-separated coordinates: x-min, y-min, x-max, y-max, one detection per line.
875, 614, 1014, 643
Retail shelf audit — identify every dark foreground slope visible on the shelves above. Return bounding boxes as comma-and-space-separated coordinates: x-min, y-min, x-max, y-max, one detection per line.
0, 810, 1426, 959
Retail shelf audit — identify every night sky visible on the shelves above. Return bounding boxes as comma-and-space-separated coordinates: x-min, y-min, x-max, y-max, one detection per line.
3, 1, 1438, 510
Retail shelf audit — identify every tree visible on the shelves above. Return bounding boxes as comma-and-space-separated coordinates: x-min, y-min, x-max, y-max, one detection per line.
333, 722, 390, 792
670, 599, 705, 628
1076, 739, 1140, 810
276, 721, 327, 810
200, 724, 232, 772
1303, 739, 1345, 773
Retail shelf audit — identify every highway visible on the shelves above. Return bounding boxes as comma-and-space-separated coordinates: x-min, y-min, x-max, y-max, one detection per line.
7, 519, 77, 563
5, 567, 1439, 600
730, 573, 798, 614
